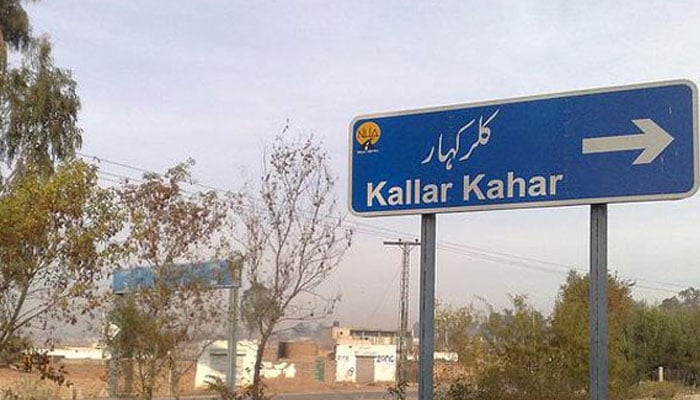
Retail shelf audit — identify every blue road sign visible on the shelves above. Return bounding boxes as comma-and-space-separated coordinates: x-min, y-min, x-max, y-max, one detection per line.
112, 259, 238, 294
349, 80, 698, 216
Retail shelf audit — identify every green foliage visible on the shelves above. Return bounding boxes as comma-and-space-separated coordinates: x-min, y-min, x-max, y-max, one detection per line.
108, 296, 181, 362
477, 295, 567, 400
0, 161, 121, 361
0, 22, 81, 182
0, 0, 32, 53
1, 37, 81, 178
660, 287, 700, 310
674, 307, 700, 385
0, 333, 29, 364
623, 287, 700, 386
0, 0, 88, 378
624, 303, 683, 381
550, 271, 635, 399
427, 282, 700, 400
435, 272, 637, 400
434, 300, 481, 368
240, 281, 281, 335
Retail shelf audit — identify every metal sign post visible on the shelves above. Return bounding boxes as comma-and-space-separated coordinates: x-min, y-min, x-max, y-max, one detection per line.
227, 259, 243, 395
227, 285, 239, 394
589, 204, 608, 400
419, 214, 436, 400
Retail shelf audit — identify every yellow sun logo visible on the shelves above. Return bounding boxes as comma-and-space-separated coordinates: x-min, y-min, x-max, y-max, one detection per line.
356, 121, 381, 151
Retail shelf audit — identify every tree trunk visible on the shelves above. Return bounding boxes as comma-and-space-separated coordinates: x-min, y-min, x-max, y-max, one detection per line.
169, 362, 180, 400
252, 327, 274, 400
0, 28, 6, 69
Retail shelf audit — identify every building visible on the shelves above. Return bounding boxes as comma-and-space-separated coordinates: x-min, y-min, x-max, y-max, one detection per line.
194, 340, 297, 388
331, 326, 401, 345
334, 343, 396, 383
329, 324, 399, 383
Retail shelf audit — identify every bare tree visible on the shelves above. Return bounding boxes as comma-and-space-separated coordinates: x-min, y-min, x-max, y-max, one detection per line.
235, 133, 352, 399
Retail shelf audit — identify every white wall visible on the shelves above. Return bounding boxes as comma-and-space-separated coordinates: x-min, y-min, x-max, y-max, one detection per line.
260, 361, 296, 379
194, 340, 296, 388
334, 344, 357, 382
434, 352, 459, 362
334, 343, 396, 383
47, 346, 106, 360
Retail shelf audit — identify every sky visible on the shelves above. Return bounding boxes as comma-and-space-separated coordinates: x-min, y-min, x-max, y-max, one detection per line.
22, 1, 700, 331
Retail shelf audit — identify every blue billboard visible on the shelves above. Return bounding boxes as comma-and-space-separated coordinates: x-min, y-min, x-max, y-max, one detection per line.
112, 259, 238, 294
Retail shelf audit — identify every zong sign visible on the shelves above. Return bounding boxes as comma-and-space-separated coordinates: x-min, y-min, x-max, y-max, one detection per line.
349, 80, 698, 216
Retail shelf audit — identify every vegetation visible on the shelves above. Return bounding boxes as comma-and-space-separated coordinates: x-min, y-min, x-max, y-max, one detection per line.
1, 1, 81, 183
0, 161, 120, 363
625, 287, 700, 385
105, 161, 234, 400
431, 273, 700, 400
435, 300, 482, 369
0, 0, 88, 365
6, 4, 700, 400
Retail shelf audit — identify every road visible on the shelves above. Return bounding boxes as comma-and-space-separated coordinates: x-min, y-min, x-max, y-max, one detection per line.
277, 389, 418, 400
96, 389, 418, 400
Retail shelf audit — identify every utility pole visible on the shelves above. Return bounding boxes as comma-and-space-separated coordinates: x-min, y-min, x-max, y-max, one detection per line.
384, 239, 420, 386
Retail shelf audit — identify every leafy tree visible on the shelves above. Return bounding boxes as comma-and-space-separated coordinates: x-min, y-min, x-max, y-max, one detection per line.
624, 302, 683, 381
0, 2, 81, 182
0, 0, 86, 365
0, 161, 121, 362
674, 306, 700, 385
477, 295, 563, 400
235, 133, 352, 399
434, 300, 483, 373
633, 287, 700, 385
438, 272, 636, 400
660, 287, 700, 310
550, 271, 635, 399
106, 161, 233, 400
0, 0, 32, 57
1, 37, 81, 179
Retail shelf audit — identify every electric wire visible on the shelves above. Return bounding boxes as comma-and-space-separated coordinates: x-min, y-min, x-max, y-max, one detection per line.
365, 262, 404, 328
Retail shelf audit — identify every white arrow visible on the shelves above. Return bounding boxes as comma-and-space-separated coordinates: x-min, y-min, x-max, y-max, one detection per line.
581, 119, 674, 165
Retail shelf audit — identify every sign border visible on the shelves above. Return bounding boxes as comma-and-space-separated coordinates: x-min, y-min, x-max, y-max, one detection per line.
348, 79, 699, 217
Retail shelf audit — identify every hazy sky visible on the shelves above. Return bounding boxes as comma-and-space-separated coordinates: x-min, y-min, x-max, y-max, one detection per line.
24, 1, 700, 330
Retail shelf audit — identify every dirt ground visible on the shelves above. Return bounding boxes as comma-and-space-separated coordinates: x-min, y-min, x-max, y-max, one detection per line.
0, 361, 394, 399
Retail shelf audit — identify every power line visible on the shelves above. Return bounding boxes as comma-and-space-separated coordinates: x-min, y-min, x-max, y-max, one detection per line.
97, 170, 143, 183
79, 152, 226, 193
365, 262, 403, 328
95, 170, 198, 196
